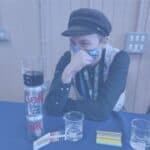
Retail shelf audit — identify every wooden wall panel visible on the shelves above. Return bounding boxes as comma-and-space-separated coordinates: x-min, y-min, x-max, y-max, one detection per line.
133, 0, 150, 113
125, 0, 142, 112
41, 0, 71, 83
0, 0, 41, 102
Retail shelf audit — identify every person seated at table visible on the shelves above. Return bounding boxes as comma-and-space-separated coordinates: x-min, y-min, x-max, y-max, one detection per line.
44, 8, 130, 121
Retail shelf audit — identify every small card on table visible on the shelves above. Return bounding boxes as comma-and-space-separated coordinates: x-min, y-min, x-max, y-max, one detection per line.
96, 130, 122, 147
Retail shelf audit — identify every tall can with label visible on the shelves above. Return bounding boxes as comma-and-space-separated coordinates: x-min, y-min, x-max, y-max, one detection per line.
22, 57, 44, 140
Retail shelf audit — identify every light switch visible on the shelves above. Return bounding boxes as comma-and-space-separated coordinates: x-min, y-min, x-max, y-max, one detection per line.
124, 32, 148, 54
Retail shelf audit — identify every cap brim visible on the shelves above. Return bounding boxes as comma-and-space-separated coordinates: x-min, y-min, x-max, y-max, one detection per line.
62, 26, 95, 37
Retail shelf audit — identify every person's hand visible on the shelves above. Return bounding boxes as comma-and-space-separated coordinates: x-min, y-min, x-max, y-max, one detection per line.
70, 50, 94, 72
62, 50, 93, 84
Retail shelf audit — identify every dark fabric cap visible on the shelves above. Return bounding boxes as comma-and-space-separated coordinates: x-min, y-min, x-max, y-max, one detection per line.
62, 8, 112, 37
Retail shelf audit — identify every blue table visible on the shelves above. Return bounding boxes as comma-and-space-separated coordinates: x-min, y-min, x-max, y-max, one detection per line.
0, 102, 149, 150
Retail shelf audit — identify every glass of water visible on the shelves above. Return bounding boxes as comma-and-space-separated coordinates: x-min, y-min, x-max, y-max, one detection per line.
63, 111, 84, 142
130, 119, 150, 150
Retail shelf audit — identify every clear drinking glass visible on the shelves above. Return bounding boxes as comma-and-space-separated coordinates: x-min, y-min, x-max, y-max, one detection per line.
64, 111, 84, 142
130, 119, 150, 150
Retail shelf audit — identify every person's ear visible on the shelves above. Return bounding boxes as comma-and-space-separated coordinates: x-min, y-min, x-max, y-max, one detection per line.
101, 36, 109, 44
99, 36, 108, 48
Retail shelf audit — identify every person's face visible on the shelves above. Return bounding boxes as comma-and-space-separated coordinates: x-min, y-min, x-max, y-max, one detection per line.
70, 33, 107, 51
